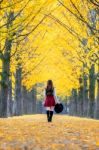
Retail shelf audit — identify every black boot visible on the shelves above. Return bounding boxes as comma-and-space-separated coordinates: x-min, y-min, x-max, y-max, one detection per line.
46, 110, 50, 122
49, 111, 53, 122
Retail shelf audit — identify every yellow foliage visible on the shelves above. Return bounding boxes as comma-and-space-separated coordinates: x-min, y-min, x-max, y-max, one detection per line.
0, 0, 98, 96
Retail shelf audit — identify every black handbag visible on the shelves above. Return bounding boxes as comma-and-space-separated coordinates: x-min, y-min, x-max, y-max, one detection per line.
54, 103, 64, 113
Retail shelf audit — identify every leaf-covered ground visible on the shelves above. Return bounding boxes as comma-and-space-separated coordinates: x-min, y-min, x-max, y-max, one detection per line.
0, 114, 99, 150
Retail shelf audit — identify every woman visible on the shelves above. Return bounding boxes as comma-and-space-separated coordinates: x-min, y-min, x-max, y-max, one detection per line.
43, 80, 59, 122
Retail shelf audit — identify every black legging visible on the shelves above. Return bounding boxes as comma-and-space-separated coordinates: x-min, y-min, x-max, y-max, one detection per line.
46, 110, 53, 122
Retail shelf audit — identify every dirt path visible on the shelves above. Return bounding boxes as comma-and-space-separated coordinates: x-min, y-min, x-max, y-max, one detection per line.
0, 115, 99, 150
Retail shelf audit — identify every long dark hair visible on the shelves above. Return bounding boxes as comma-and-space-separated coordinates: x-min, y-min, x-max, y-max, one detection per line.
46, 80, 54, 89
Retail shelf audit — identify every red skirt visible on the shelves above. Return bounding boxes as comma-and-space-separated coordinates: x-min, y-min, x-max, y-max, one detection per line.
44, 95, 56, 107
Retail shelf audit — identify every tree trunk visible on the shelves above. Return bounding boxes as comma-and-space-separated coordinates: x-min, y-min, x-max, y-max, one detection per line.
15, 66, 22, 116
7, 80, 13, 117
78, 77, 83, 116
32, 86, 37, 114
94, 79, 99, 119
0, 11, 14, 117
36, 101, 43, 114
68, 96, 74, 116
1, 39, 12, 117
71, 89, 78, 116
0, 84, 1, 115
88, 64, 95, 118
22, 86, 28, 114
64, 97, 68, 114
83, 74, 89, 117
94, 62, 99, 119
27, 86, 37, 114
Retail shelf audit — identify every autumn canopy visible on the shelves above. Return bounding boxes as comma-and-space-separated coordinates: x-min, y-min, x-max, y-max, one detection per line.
0, 0, 99, 118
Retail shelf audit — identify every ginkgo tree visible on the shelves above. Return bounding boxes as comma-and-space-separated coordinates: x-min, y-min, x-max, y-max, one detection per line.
0, 0, 49, 117
0, 0, 98, 119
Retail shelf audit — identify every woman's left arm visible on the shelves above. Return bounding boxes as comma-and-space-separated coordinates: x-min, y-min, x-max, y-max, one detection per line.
42, 89, 46, 105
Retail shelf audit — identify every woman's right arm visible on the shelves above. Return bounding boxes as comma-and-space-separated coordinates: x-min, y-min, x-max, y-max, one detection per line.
54, 88, 60, 104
